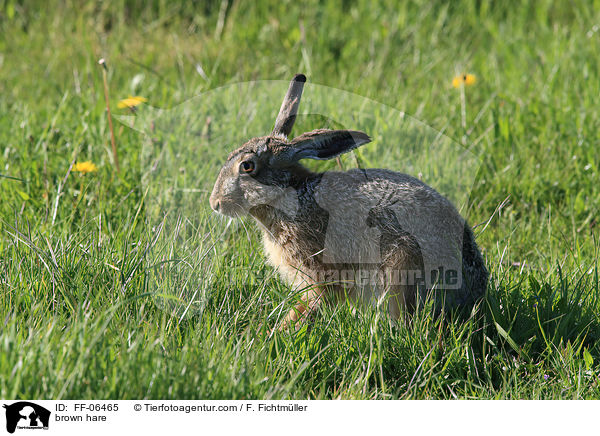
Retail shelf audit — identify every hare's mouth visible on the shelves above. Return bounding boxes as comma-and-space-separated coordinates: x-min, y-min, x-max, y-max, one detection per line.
210, 200, 246, 218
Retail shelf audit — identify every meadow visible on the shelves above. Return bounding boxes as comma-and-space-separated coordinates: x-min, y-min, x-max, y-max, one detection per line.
1, 0, 599, 399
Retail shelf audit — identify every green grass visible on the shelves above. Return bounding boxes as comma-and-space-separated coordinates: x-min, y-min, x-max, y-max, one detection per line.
1, 0, 600, 399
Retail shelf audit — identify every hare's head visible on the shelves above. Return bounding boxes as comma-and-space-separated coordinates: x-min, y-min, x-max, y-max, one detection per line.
209, 74, 371, 217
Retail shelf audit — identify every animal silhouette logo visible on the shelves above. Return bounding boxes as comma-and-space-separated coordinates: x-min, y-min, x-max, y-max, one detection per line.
3, 402, 50, 434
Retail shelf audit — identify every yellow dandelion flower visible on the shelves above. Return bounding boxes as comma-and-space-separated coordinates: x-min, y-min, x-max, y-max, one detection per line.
452, 73, 476, 88
73, 161, 98, 174
117, 96, 148, 109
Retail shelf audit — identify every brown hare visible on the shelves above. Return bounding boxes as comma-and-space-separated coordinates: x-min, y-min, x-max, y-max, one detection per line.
210, 74, 488, 330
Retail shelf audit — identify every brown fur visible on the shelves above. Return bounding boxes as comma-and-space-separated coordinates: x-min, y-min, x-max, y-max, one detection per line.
209, 75, 488, 330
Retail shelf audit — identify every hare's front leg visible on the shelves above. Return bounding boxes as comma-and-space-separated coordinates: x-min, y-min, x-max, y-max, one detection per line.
278, 286, 325, 331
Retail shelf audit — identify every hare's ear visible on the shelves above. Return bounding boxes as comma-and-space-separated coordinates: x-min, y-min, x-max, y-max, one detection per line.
272, 74, 306, 138
285, 129, 371, 161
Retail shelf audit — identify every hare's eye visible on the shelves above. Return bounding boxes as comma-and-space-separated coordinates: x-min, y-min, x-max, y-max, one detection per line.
239, 160, 255, 173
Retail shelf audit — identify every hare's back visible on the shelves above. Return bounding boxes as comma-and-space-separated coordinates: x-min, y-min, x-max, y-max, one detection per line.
313, 168, 467, 287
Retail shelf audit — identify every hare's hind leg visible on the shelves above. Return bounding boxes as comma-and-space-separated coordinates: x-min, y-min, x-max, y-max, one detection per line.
381, 250, 425, 321
381, 275, 417, 321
